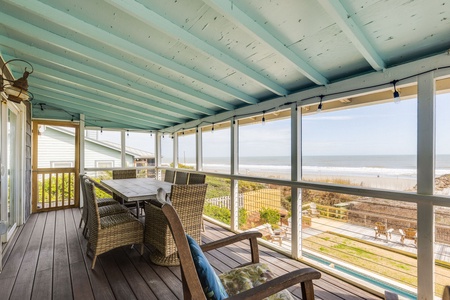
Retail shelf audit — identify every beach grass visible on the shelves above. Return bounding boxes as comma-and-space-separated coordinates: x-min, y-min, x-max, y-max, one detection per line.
303, 232, 449, 296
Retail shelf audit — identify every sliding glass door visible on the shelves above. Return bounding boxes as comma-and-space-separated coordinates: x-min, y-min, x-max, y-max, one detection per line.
1, 101, 23, 243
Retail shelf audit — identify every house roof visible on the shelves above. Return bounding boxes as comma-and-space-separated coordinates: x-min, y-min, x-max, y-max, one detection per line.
47, 126, 155, 158
1, 0, 449, 131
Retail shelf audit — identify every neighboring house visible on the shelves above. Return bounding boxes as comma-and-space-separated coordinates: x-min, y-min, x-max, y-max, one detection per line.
38, 126, 155, 168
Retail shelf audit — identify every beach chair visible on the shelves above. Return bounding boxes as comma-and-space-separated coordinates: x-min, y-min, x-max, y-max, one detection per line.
251, 223, 286, 246
399, 228, 417, 246
374, 222, 393, 242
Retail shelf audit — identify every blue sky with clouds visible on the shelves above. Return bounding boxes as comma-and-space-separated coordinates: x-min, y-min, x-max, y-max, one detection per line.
98, 92, 450, 159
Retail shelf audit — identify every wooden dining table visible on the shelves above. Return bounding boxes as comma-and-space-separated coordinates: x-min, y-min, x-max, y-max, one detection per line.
101, 178, 173, 218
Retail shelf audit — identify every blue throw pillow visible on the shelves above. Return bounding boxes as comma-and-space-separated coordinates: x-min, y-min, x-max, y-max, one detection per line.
186, 234, 228, 300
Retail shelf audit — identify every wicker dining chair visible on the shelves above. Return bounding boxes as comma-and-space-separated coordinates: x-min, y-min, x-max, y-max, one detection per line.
144, 183, 208, 266
79, 174, 126, 237
85, 179, 144, 269
186, 173, 207, 231
148, 199, 321, 300
112, 169, 139, 210
174, 171, 189, 184
164, 169, 176, 183
188, 173, 206, 184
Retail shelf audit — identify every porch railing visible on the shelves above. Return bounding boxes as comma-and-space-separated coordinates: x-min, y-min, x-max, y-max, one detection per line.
33, 168, 78, 212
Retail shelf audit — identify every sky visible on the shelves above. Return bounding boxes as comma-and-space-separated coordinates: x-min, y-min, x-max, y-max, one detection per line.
91, 92, 450, 159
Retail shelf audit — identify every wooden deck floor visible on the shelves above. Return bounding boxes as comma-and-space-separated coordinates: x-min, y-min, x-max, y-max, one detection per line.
0, 208, 382, 300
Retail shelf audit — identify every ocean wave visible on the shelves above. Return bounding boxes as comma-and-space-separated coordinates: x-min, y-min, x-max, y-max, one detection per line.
200, 163, 450, 178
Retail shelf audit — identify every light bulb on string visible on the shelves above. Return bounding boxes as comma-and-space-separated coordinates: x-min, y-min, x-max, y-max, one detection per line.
317, 95, 323, 113
262, 111, 266, 125
392, 80, 400, 104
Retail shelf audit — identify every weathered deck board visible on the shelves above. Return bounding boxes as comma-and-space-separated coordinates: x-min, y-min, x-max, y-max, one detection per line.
0, 208, 382, 300
53, 210, 74, 300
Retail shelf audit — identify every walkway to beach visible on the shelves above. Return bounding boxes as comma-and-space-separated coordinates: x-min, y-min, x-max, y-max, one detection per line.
276, 217, 450, 262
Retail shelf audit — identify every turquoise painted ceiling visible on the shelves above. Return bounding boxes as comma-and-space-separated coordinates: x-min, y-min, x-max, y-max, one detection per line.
0, 0, 449, 130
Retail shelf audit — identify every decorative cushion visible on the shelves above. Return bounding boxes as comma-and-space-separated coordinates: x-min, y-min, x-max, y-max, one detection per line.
219, 263, 294, 300
186, 235, 228, 300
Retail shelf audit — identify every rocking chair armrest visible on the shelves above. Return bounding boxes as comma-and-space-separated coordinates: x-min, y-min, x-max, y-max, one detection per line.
200, 231, 262, 253
226, 267, 321, 300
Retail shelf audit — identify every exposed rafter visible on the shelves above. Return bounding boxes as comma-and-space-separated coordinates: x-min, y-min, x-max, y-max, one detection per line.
30, 78, 176, 127
33, 94, 162, 130
105, 0, 288, 96
317, 0, 385, 71
4, 0, 236, 110
0, 38, 216, 120
32, 98, 156, 130
0, 12, 214, 118
203, 0, 328, 86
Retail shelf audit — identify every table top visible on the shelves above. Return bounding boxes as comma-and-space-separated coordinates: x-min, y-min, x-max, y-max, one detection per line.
101, 178, 173, 202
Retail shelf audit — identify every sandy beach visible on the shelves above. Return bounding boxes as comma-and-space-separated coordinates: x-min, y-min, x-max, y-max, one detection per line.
239, 170, 417, 191
302, 174, 417, 191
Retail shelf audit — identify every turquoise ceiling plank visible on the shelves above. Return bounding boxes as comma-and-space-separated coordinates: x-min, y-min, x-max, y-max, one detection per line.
204, 0, 329, 86
0, 14, 217, 115
32, 101, 158, 131
11, 58, 204, 120
3, 1, 236, 110
29, 78, 176, 126
317, 0, 385, 71
105, 0, 288, 96
0, 39, 201, 122
32, 88, 168, 128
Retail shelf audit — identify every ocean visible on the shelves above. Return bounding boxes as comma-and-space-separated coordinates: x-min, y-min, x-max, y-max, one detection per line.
183, 154, 450, 181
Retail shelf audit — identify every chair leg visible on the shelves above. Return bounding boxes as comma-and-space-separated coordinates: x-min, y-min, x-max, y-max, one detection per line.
91, 255, 97, 269
82, 223, 88, 238
79, 217, 83, 228
301, 280, 315, 300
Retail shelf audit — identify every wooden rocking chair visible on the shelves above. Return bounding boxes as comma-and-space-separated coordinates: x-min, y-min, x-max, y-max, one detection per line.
147, 198, 321, 300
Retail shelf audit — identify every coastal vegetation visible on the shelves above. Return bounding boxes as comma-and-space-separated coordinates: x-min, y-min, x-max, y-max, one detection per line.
303, 231, 450, 296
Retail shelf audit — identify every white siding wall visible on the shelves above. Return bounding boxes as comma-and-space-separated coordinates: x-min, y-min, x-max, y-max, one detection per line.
38, 127, 131, 168
37, 128, 76, 168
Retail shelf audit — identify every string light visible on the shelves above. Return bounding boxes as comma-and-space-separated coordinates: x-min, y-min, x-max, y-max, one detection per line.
392, 80, 400, 104
262, 111, 266, 125
47, 65, 448, 137
127, 130, 129, 137
317, 95, 323, 113
150, 131, 153, 137
100, 127, 103, 134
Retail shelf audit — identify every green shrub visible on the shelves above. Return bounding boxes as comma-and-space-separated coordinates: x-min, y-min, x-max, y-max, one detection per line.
204, 203, 231, 225
205, 177, 231, 199
204, 203, 247, 227
238, 208, 248, 228
259, 207, 280, 225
